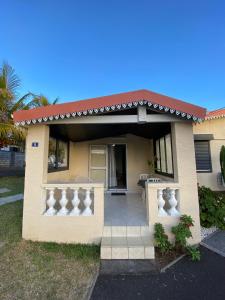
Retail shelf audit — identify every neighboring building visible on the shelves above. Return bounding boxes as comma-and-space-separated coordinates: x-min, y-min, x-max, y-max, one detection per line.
193, 108, 225, 191
13, 89, 206, 260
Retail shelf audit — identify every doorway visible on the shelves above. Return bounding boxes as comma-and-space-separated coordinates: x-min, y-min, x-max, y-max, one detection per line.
108, 144, 127, 190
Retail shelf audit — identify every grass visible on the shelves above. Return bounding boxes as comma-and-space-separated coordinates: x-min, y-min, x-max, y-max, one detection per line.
0, 176, 24, 198
0, 200, 100, 300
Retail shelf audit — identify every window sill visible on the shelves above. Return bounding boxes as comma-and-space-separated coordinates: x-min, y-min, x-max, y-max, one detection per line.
155, 171, 174, 178
48, 167, 69, 173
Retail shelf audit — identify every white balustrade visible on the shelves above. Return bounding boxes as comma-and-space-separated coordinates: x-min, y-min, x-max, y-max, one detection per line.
69, 189, 81, 216
155, 186, 180, 217
82, 188, 93, 216
167, 189, 180, 216
158, 189, 168, 216
42, 184, 95, 216
44, 188, 57, 216
57, 188, 69, 216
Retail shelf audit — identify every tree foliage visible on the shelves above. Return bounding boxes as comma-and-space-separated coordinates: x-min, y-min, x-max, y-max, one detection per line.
0, 62, 58, 147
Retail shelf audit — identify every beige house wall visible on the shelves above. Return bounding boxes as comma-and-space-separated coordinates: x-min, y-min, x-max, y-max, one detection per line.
23, 121, 200, 245
68, 134, 153, 191
147, 122, 201, 245
23, 125, 104, 244
193, 118, 225, 191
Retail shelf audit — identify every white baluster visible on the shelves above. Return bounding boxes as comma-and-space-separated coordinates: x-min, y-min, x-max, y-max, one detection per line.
167, 189, 180, 216
158, 189, 168, 216
57, 188, 69, 216
69, 188, 81, 216
44, 188, 56, 216
82, 188, 93, 216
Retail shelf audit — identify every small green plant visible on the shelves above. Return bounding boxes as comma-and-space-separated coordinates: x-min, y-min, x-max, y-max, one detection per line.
220, 145, 225, 183
154, 223, 173, 254
172, 215, 193, 251
186, 245, 201, 261
199, 186, 225, 229
172, 215, 201, 261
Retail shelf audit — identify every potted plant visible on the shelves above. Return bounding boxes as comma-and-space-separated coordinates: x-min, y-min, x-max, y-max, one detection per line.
220, 145, 225, 187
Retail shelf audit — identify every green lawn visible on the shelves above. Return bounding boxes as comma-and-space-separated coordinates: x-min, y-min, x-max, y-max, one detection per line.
0, 176, 24, 198
0, 200, 100, 300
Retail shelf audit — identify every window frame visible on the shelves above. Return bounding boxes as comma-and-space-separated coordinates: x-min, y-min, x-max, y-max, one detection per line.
194, 140, 212, 173
48, 137, 70, 173
154, 133, 174, 178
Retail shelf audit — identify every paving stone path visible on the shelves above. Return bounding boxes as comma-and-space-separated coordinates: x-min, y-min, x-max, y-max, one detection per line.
201, 230, 225, 257
0, 188, 10, 194
0, 194, 23, 205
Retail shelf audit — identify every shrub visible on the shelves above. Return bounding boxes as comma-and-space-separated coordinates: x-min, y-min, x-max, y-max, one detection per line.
172, 215, 201, 261
171, 215, 193, 251
154, 216, 201, 261
198, 186, 225, 229
186, 245, 201, 261
154, 223, 173, 254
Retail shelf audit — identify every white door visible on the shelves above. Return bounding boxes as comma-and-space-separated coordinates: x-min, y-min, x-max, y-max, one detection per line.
89, 145, 107, 186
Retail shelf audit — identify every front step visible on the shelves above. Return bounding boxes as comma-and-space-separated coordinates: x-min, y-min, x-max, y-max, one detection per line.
101, 226, 155, 260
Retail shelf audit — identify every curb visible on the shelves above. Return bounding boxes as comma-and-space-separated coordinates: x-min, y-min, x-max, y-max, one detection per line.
86, 268, 100, 300
200, 242, 225, 258
160, 254, 186, 273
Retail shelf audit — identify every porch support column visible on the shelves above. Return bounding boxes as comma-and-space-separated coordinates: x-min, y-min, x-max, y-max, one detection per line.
22, 125, 49, 240
171, 122, 201, 244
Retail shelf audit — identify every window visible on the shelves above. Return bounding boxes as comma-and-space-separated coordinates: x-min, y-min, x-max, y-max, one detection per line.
48, 137, 69, 172
155, 134, 173, 176
194, 141, 212, 172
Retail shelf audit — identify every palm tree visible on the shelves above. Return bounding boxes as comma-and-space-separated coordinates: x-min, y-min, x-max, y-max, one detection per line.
0, 62, 58, 147
0, 62, 35, 146
32, 94, 59, 107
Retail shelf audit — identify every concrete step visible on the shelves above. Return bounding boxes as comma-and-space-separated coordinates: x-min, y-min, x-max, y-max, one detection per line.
101, 226, 155, 260
103, 225, 154, 237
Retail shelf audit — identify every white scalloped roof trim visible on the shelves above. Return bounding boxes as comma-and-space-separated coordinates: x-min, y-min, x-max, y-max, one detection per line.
14, 99, 203, 126
205, 114, 225, 120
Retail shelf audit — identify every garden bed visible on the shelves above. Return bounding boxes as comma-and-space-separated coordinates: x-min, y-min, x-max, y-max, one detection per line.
155, 248, 184, 271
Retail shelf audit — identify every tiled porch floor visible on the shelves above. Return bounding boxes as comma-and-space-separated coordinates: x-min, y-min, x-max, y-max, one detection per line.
104, 193, 147, 226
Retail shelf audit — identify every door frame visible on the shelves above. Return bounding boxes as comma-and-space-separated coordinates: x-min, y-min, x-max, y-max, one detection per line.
89, 143, 128, 191
107, 143, 128, 191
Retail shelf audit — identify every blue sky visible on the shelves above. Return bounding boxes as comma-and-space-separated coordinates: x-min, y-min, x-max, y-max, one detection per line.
1, 1, 225, 110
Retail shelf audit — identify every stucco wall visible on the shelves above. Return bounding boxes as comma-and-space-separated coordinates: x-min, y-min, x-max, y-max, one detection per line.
147, 122, 201, 245
69, 134, 153, 192
193, 118, 225, 191
23, 125, 104, 244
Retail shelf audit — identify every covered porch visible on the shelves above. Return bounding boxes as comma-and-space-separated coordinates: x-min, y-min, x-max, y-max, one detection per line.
19, 101, 202, 246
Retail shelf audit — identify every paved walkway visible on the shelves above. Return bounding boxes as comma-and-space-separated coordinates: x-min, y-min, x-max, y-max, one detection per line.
91, 247, 225, 300
0, 188, 10, 194
0, 194, 23, 205
201, 230, 225, 257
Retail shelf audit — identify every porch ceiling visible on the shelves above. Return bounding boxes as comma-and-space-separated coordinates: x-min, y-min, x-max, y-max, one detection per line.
49, 122, 171, 142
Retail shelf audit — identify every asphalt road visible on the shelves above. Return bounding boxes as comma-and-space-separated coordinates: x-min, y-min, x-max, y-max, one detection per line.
91, 247, 225, 300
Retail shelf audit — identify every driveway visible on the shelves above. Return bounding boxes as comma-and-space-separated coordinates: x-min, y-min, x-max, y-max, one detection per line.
91, 247, 225, 300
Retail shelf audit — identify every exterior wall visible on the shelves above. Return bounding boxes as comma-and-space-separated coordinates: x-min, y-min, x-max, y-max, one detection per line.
23, 125, 104, 244
193, 118, 225, 191
147, 122, 201, 244
23, 122, 201, 245
69, 134, 153, 192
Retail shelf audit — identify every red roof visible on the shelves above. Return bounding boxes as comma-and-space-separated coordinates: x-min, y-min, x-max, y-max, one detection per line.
206, 108, 225, 120
13, 89, 206, 124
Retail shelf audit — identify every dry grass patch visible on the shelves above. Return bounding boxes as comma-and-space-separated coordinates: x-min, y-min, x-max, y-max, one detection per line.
0, 201, 100, 300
